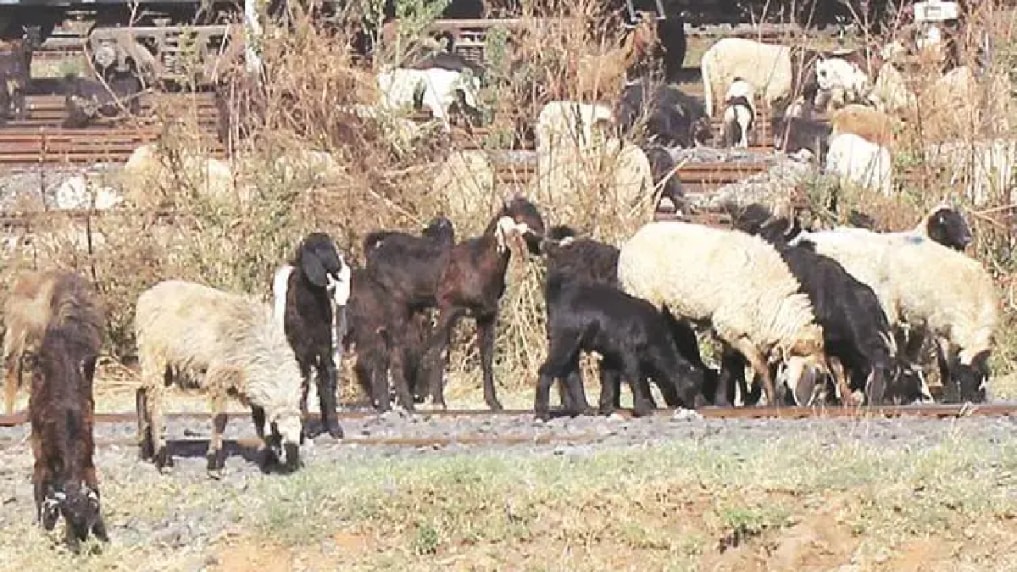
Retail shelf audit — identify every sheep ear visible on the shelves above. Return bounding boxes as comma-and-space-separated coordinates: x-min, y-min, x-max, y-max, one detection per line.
301, 249, 329, 288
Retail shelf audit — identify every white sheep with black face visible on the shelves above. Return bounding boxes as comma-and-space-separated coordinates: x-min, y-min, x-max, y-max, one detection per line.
133, 279, 305, 476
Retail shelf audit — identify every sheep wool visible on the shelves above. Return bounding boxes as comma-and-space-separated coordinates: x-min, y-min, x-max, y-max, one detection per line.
134, 280, 304, 443
617, 221, 822, 359
701, 38, 794, 117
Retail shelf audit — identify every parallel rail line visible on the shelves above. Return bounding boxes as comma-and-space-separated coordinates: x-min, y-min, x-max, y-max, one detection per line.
1, 401, 1012, 430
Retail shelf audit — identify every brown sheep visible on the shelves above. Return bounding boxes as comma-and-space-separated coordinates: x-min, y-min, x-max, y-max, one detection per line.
3, 270, 70, 415
830, 103, 899, 148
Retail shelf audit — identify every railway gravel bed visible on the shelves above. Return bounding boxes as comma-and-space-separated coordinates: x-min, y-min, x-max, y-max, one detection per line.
0, 411, 1014, 566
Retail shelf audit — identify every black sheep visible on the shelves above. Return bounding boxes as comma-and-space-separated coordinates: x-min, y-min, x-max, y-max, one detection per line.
615, 79, 711, 148
771, 114, 832, 162
274, 232, 350, 439
536, 273, 704, 420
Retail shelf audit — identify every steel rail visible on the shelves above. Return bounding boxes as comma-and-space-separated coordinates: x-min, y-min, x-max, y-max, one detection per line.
2, 401, 1014, 428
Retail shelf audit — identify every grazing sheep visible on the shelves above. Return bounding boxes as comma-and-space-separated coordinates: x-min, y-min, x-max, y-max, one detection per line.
615, 80, 711, 148
829, 103, 897, 148
772, 114, 832, 162
412, 196, 546, 410
791, 228, 999, 403
134, 280, 304, 474
536, 273, 703, 420
540, 224, 720, 409
825, 132, 893, 196
618, 221, 828, 406
27, 271, 108, 552
732, 205, 904, 405
701, 39, 837, 117
376, 66, 482, 133
272, 233, 352, 440
62, 73, 143, 128
3, 270, 69, 415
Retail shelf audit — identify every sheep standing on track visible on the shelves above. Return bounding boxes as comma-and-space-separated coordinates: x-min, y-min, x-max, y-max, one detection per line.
618, 221, 828, 406
349, 217, 456, 410
615, 80, 711, 148
536, 273, 704, 420
376, 65, 482, 133
26, 271, 108, 552
540, 225, 719, 410
731, 206, 905, 405
721, 78, 755, 148
134, 280, 304, 475
272, 233, 352, 440
825, 132, 894, 196
791, 226, 999, 403
700, 38, 832, 117
3, 270, 71, 415
411, 196, 546, 410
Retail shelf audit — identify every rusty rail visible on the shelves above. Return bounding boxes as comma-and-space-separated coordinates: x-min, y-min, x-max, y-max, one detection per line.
2, 399, 1013, 429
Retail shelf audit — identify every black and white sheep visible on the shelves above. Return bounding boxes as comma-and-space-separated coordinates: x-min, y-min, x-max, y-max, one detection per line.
721, 78, 755, 149
791, 222, 999, 403
536, 272, 703, 420
271, 232, 352, 440
618, 221, 829, 406
134, 280, 305, 475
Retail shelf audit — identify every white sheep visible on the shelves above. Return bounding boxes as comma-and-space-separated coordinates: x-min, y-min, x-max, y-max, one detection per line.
133, 279, 305, 475
825, 132, 893, 196
376, 66, 481, 133
535, 100, 614, 155
701, 38, 796, 117
829, 103, 897, 148
790, 229, 999, 401
617, 221, 828, 406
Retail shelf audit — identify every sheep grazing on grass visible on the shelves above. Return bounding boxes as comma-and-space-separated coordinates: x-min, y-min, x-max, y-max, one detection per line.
272, 233, 352, 440
412, 196, 546, 410
134, 280, 304, 475
730, 205, 904, 405
618, 221, 828, 406
540, 224, 719, 410
25, 271, 108, 552
536, 273, 704, 420
349, 217, 456, 410
825, 132, 893, 196
62, 73, 143, 128
791, 225, 999, 403
3, 270, 73, 415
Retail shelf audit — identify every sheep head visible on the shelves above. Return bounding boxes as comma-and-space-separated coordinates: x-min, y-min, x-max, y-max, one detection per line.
923, 204, 972, 251
497, 194, 546, 256
47, 481, 102, 546
268, 408, 304, 470
950, 348, 991, 403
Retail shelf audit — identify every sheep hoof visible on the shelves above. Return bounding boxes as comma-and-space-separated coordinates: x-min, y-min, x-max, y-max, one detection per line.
326, 423, 344, 440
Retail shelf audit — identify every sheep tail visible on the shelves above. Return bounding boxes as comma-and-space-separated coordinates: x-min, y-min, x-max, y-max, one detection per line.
702, 47, 715, 117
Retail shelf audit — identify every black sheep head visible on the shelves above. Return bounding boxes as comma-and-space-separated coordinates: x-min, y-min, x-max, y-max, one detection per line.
45, 481, 103, 549
297, 232, 351, 306
945, 350, 990, 404
925, 205, 972, 251
493, 195, 546, 256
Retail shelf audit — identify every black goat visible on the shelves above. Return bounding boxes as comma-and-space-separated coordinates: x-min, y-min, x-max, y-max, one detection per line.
62, 73, 143, 128
536, 273, 703, 420
730, 205, 910, 405
540, 225, 720, 409
352, 216, 456, 410
273, 232, 350, 440
615, 79, 711, 148
410, 196, 546, 410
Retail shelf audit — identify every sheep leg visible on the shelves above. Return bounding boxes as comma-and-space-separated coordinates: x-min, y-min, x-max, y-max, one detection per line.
421, 307, 467, 410
387, 336, 416, 411
207, 393, 228, 475
84, 468, 109, 542
717, 346, 746, 407
536, 329, 584, 421
828, 357, 855, 406
475, 312, 503, 411
315, 357, 343, 439
602, 367, 623, 414
147, 388, 173, 470
298, 363, 312, 435
251, 405, 266, 441
729, 338, 777, 407
622, 357, 654, 418
609, 372, 656, 410
136, 387, 154, 460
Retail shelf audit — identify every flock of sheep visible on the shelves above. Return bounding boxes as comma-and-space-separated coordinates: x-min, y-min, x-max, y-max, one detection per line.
0, 10, 1008, 554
